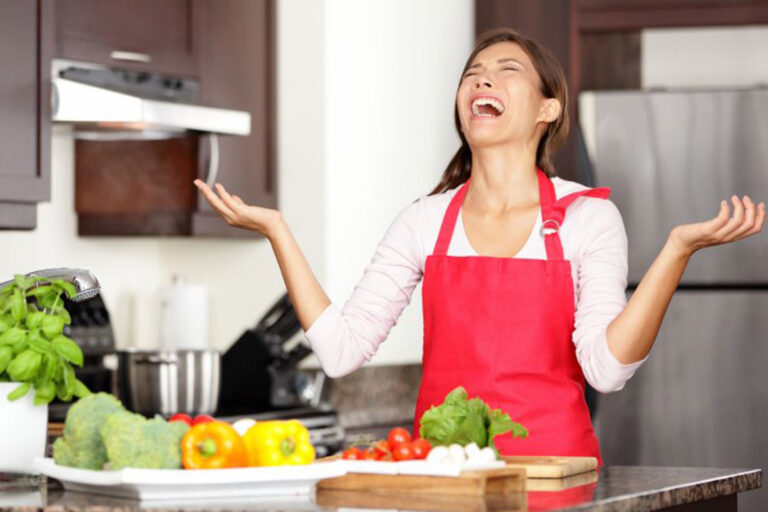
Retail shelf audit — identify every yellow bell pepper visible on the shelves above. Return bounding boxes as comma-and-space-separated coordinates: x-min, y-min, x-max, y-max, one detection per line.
242, 419, 315, 466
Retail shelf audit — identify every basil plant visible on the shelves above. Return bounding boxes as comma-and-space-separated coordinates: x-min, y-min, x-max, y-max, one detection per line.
0, 274, 89, 404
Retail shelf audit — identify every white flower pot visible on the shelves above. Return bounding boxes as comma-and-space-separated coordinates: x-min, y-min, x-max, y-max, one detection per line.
0, 382, 48, 474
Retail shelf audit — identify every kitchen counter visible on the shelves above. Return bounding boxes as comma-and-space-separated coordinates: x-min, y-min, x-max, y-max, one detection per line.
0, 465, 761, 512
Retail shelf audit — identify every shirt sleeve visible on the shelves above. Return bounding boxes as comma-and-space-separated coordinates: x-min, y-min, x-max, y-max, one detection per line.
572, 198, 649, 393
304, 198, 425, 378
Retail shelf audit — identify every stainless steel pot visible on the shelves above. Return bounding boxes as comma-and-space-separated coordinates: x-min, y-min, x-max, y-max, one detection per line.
117, 349, 220, 417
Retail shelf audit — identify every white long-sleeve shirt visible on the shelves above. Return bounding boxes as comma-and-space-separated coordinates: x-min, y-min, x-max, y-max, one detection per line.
305, 176, 648, 392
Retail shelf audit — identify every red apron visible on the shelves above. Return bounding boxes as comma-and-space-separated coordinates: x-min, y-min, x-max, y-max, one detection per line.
414, 168, 611, 467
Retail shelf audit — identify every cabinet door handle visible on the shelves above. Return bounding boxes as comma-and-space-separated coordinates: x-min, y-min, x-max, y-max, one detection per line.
51, 81, 59, 117
110, 50, 152, 63
205, 133, 220, 188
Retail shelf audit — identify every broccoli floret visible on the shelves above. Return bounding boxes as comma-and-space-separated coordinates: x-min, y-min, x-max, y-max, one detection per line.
52, 392, 125, 469
100, 411, 189, 470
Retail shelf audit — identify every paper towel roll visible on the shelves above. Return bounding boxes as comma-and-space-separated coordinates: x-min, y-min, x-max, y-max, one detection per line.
159, 278, 209, 350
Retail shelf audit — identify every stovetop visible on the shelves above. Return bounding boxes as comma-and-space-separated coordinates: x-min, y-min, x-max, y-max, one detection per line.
218, 404, 335, 424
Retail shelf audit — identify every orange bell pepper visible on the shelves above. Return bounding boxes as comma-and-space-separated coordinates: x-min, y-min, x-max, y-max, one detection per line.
181, 421, 248, 469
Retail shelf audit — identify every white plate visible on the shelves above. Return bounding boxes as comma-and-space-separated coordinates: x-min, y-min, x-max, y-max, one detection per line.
33, 457, 348, 501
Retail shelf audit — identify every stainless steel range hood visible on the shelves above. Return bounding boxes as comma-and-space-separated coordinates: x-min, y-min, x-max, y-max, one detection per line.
51, 60, 251, 136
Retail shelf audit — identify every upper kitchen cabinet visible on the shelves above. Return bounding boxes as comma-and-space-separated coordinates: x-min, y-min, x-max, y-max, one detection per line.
192, 0, 277, 236
0, 0, 53, 230
54, 0, 202, 78
71, 0, 275, 237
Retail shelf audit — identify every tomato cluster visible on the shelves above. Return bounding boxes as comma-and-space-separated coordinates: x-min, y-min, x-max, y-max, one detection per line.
341, 427, 432, 461
169, 413, 215, 426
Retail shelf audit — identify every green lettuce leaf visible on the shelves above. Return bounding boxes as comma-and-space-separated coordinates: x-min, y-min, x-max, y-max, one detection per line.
418, 386, 527, 450
488, 407, 528, 445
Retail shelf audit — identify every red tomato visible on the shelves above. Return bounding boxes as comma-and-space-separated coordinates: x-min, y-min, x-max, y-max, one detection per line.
192, 414, 216, 425
392, 442, 415, 461
362, 448, 378, 460
387, 427, 412, 450
168, 413, 192, 425
342, 446, 362, 460
411, 438, 432, 460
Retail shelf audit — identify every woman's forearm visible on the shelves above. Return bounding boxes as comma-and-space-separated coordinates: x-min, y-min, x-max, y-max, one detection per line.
267, 216, 331, 332
605, 233, 692, 364
605, 196, 764, 365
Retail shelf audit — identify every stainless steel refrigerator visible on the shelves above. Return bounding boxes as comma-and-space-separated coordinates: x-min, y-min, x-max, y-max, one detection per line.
580, 88, 768, 512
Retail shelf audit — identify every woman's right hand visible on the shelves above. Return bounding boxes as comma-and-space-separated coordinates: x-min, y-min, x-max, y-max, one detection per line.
193, 179, 283, 238
194, 179, 331, 333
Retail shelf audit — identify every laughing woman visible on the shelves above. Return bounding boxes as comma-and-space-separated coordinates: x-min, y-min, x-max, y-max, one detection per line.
194, 28, 764, 466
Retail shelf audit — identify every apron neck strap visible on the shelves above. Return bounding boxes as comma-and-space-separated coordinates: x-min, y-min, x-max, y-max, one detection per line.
538, 168, 565, 261
542, 177, 613, 260
432, 179, 469, 256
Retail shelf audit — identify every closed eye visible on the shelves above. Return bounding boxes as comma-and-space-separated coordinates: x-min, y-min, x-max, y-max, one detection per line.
464, 67, 517, 79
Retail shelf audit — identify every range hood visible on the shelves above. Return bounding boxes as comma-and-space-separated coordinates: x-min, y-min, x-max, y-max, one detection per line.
51, 60, 251, 137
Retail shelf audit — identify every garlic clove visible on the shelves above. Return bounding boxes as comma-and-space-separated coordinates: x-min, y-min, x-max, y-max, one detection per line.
426, 445, 449, 464
448, 444, 466, 465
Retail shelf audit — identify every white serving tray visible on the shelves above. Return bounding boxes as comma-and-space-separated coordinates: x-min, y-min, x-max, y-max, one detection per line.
33, 457, 348, 501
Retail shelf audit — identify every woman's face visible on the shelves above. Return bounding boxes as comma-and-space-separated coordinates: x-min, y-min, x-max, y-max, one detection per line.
456, 41, 560, 150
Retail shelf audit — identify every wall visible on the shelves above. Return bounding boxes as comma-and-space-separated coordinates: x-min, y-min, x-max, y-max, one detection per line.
0, 0, 474, 367
322, 0, 474, 364
642, 25, 768, 88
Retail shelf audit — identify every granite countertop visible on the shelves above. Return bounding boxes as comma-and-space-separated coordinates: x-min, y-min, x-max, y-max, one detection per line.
0, 465, 761, 512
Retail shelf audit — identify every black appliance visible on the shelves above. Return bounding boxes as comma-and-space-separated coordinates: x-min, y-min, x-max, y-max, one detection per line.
49, 294, 116, 421
216, 293, 344, 456
217, 293, 321, 413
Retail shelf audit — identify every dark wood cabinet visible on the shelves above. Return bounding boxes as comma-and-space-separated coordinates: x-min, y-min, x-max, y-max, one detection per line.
54, 0, 202, 78
0, 0, 273, 235
577, 0, 768, 31
192, 0, 276, 236
0, 0, 52, 230
69, 0, 275, 237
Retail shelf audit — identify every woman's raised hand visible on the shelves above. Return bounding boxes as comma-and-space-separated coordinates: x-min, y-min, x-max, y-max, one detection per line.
193, 179, 331, 332
669, 195, 765, 257
193, 180, 282, 238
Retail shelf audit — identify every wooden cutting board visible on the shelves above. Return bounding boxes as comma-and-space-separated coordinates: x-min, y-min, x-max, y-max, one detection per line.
317, 465, 526, 497
500, 455, 598, 479
525, 470, 598, 491
316, 488, 527, 512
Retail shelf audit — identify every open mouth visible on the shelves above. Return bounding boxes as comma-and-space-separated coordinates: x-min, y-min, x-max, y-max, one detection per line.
471, 96, 505, 118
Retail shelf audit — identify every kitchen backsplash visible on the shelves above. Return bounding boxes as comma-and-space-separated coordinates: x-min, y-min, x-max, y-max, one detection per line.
323, 364, 422, 429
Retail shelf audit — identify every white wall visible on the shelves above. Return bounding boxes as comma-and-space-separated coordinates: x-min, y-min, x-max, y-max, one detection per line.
0, 0, 474, 366
642, 26, 768, 88
322, 0, 474, 364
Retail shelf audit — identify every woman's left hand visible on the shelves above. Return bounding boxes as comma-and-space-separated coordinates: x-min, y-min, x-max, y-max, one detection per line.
669, 195, 765, 257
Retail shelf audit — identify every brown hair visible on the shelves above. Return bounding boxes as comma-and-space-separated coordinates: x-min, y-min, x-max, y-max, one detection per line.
429, 28, 570, 195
